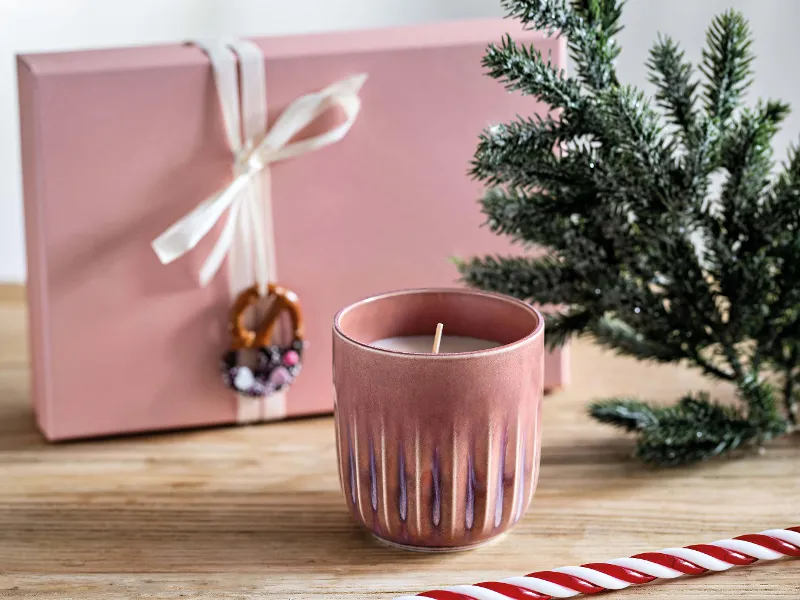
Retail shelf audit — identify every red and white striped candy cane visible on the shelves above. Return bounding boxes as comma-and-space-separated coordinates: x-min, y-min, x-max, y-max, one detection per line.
396, 527, 800, 600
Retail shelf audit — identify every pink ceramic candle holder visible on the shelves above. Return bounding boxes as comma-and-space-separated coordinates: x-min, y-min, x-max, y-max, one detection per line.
332, 288, 545, 551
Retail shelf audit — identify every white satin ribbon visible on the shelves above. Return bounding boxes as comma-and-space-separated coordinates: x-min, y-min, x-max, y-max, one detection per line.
151, 40, 367, 294
150, 38, 366, 423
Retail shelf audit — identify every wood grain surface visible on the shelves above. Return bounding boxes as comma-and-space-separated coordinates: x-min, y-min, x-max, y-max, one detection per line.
0, 293, 797, 599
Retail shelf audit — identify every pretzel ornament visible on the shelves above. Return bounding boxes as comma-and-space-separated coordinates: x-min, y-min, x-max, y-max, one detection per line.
221, 283, 305, 397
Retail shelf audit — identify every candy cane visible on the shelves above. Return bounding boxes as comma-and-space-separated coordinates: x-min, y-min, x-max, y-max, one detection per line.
395, 527, 800, 600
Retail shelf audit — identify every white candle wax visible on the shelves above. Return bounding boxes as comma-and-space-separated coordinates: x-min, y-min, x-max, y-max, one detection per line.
371, 335, 500, 353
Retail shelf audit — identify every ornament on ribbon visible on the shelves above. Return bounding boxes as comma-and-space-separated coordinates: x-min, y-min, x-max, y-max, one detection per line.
150, 38, 366, 406
222, 284, 305, 397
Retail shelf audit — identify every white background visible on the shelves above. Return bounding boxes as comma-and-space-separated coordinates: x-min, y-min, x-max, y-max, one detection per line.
1, 0, 798, 282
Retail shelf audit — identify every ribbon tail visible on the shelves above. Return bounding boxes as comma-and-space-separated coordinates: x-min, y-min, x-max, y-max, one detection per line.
199, 191, 244, 287
151, 174, 251, 265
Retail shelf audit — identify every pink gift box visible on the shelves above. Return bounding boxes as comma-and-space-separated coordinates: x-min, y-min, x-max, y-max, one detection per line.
17, 19, 569, 441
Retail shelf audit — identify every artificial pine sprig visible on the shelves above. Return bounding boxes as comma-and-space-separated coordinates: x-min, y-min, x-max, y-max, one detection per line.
647, 34, 699, 144
460, 0, 799, 465
701, 9, 754, 123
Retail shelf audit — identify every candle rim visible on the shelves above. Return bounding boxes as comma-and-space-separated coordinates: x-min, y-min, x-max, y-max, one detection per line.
333, 287, 544, 358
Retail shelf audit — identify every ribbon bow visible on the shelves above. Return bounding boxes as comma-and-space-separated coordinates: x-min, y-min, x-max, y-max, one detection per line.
151, 38, 367, 293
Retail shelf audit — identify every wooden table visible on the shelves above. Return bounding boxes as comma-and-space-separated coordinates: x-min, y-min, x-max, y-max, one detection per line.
0, 292, 798, 599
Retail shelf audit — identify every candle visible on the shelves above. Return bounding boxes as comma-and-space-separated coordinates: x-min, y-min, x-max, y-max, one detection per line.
371, 335, 500, 353
333, 288, 545, 551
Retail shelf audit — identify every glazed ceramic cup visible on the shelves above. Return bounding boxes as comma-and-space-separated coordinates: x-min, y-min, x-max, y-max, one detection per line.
332, 288, 544, 551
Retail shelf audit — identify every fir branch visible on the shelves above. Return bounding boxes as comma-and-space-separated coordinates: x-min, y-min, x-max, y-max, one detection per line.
719, 103, 782, 190
593, 86, 680, 210
758, 149, 800, 352
500, 0, 622, 90
764, 301, 800, 369
737, 376, 789, 436
565, 0, 623, 89
588, 316, 682, 362
474, 185, 614, 256
597, 86, 670, 160
762, 142, 800, 241
637, 233, 725, 351
502, 0, 576, 34
466, 3, 799, 465
591, 394, 757, 466
700, 9, 754, 123
483, 36, 584, 111
571, 0, 625, 37
647, 34, 699, 142
704, 104, 786, 341
545, 310, 593, 348
456, 254, 578, 306
478, 186, 572, 246
770, 143, 800, 209
782, 345, 799, 425
689, 350, 737, 383
471, 116, 590, 189
760, 99, 792, 126
788, 391, 799, 425
634, 395, 756, 466
678, 116, 722, 201
589, 398, 658, 431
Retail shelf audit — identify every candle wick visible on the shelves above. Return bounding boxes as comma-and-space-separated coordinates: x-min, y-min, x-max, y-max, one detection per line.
432, 323, 444, 354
